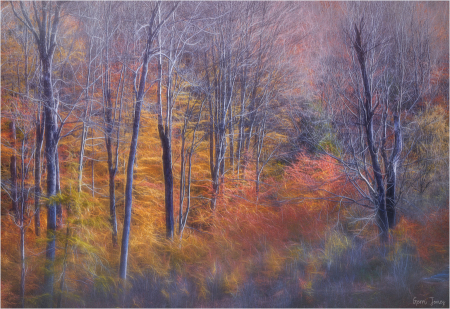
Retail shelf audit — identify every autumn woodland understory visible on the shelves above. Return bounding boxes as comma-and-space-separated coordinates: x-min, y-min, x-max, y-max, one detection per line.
1, 1, 449, 308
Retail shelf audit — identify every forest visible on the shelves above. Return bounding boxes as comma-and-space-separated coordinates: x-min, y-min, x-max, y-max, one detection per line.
1, 1, 449, 308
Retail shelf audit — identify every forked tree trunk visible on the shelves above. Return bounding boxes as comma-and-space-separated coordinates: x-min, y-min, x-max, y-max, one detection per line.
120, 2, 167, 279
156, 41, 174, 240
353, 23, 388, 241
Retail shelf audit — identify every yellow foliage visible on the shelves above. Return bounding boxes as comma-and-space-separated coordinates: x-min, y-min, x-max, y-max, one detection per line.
263, 247, 285, 279
221, 267, 243, 295
323, 230, 350, 263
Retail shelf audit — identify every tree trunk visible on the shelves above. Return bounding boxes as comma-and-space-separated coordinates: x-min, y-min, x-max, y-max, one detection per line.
19, 150, 25, 308
56, 223, 70, 308
353, 23, 388, 241
119, 78, 146, 279
180, 146, 194, 239
43, 58, 58, 308
160, 129, 174, 240
228, 100, 234, 170
91, 128, 95, 198
19, 135, 27, 308
105, 87, 118, 246
386, 114, 402, 229
119, 5, 157, 277
179, 116, 187, 234
78, 37, 94, 194
56, 146, 62, 227
78, 124, 87, 193
35, 107, 44, 236
156, 45, 174, 240
20, 226, 25, 308
10, 121, 18, 218
236, 66, 247, 178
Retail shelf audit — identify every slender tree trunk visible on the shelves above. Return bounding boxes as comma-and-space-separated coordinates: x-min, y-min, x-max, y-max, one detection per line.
109, 170, 118, 246
105, 101, 118, 246
204, 54, 215, 182
179, 99, 204, 239
110, 66, 125, 247
179, 117, 187, 234
78, 124, 87, 193
10, 121, 18, 218
55, 146, 62, 227
236, 67, 247, 178
78, 37, 94, 194
43, 58, 58, 308
20, 154, 25, 308
119, 4, 158, 277
228, 100, 234, 170
35, 106, 44, 236
105, 89, 118, 246
18, 136, 27, 308
180, 147, 194, 239
255, 137, 261, 201
120, 93, 143, 279
56, 223, 70, 308
20, 226, 25, 308
91, 128, 95, 197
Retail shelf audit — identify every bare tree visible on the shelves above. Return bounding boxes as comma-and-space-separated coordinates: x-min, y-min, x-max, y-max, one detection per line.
1, 100, 37, 308
10, 1, 64, 305
313, 2, 432, 241
119, 0, 178, 280
100, 2, 126, 247
179, 94, 206, 239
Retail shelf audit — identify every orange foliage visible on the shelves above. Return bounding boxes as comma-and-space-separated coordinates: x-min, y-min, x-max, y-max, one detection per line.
395, 209, 449, 265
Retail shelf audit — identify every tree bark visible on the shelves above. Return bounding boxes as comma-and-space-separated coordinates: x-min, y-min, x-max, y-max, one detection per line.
160, 129, 174, 240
